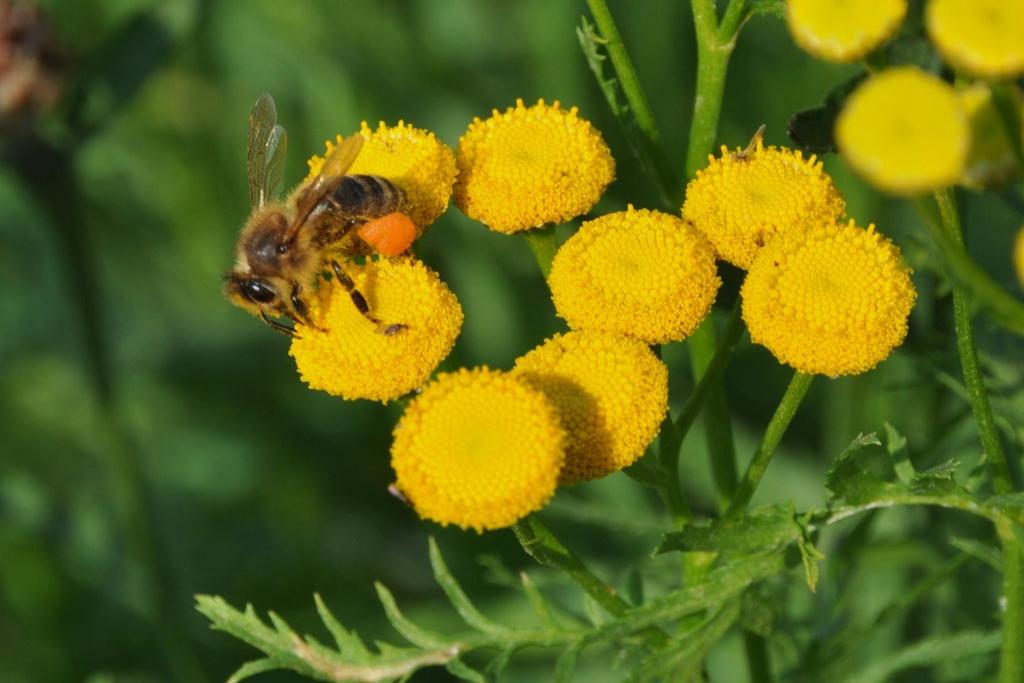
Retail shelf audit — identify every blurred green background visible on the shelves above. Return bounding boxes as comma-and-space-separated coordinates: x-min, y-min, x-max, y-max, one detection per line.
1, 1, 1022, 681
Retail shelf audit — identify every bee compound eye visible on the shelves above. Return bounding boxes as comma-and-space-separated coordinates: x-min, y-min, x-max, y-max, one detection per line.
244, 279, 277, 303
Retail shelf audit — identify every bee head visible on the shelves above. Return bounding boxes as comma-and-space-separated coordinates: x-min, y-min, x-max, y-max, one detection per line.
224, 272, 282, 316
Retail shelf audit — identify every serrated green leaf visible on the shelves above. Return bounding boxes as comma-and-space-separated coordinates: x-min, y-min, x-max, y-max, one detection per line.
797, 530, 826, 593
575, 14, 679, 205
314, 593, 370, 657
267, 611, 294, 639
583, 594, 606, 627
197, 594, 463, 683
626, 601, 741, 683
555, 641, 586, 683
374, 582, 450, 649
949, 536, 1002, 571
841, 631, 1000, 683
884, 423, 914, 485
788, 73, 867, 154
226, 658, 278, 683
824, 433, 885, 503
588, 552, 785, 642
654, 504, 800, 556
520, 571, 561, 630
576, 16, 626, 119
910, 460, 962, 496
624, 568, 644, 607
445, 658, 485, 682
485, 647, 515, 678
428, 537, 513, 637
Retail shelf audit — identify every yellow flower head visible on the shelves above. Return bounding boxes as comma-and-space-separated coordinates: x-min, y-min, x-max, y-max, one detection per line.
682, 138, 846, 269
836, 67, 968, 195
391, 367, 565, 532
289, 258, 463, 402
742, 220, 916, 377
959, 84, 1023, 189
454, 99, 615, 234
513, 331, 668, 485
787, 0, 907, 62
308, 120, 457, 231
548, 207, 720, 344
1015, 227, 1024, 287
927, 0, 1024, 78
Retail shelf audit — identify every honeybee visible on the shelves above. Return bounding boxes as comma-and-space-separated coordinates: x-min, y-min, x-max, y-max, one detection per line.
225, 93, 416, 336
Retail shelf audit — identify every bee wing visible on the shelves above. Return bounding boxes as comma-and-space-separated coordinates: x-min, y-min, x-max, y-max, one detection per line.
283, 133, 364, 243
247, 93, 288, 209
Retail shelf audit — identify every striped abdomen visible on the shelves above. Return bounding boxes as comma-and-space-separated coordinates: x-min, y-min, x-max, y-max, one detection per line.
329, 174, 405, 220
313, 174, 407, 249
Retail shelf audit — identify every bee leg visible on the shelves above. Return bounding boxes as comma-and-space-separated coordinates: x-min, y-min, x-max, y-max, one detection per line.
260, 311, 298, 337
330, 260, 407, 334
289, 283, 324, 331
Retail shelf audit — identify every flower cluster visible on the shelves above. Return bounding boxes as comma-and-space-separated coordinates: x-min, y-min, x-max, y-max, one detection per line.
278, 94, 920, 533
787, 2, 1024, 195
284, 101, 671, 531
680, 129, 916, 377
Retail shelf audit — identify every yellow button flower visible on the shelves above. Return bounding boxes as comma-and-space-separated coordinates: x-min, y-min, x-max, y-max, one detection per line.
548, 207, 720, 344
391, 367, 565, 532
836, 67, 968, 195
742, 220, 916, 377
1015, 227, 1024, 287
454, 99, 615, 234
308, 120, 457, 231
787, 0, 907, 63
682, 138, 846, 269
289, 258, 463, 402
927, 0, 1024, 78
513, 331, 668, 485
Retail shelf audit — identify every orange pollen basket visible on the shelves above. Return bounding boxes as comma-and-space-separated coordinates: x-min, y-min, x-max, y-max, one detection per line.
358, 212, 417, 256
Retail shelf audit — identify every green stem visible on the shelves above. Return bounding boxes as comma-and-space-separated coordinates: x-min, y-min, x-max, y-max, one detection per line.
685, 0, 736, 179
585, 0, 681, 205
718, 0, 751, 43
933, 189, 1022, 683
682, 0, 744, 513
743, 630, 772, 683
933, 189, 1015, 494
913, 196, 1024, 336
656, 419, 694, 529
999, 527, 1024, 683
660, 301, 745, 513
727, 372, 814, 517
523, 226, 559, 277
512, 516, 670, 648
